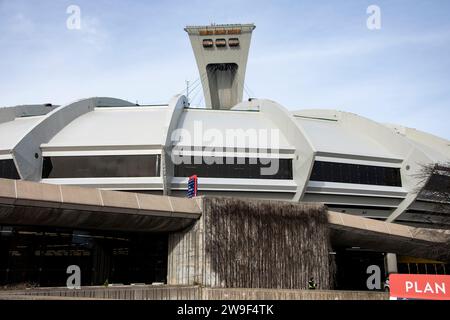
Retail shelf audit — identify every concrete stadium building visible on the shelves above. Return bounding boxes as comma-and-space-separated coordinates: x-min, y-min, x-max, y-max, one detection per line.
0, 24, 449, 292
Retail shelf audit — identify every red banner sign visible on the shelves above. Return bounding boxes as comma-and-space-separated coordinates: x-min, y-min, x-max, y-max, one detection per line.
390, 274, 450, 300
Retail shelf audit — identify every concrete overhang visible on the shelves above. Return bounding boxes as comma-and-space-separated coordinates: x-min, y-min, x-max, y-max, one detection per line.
0, 178, 201, 232
329, 211, 450, 262
0, 178, 449, 262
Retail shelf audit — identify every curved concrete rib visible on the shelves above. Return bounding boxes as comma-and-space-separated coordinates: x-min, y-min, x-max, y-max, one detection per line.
257, 99, 316, 201
340, 113, 435, 223
12, 97, 133, 181
337, 112, 434, 223
162, 95, 188, 147
293, 109, 436, 221
161, 94, 188, 195
338, 113, 433, 220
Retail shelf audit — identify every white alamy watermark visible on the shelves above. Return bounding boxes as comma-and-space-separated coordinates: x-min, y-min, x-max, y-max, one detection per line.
366, 265, 382, 290
170, 121, 282, 177
367, 5, 382, 30
66, 265, 81, 289
66, 5, 81, 30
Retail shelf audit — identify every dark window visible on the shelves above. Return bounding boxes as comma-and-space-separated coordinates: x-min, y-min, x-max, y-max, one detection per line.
215, 38, 227, 47
436, 264, 447, 275
174, 157, 293, 180
424, 173, 449, 192
335, 163, 344, 183
228, 38, 240, 47
0, 159, 20, 179
398, 263, 410, 274
341, 163, 351, 184
42, 155, 160, 178
350, 164, 360, 184
409, 263, 419, 274
375, 167, 384, 185
359, 165, 369, 185
202, 39, 213, 48
310, 161, 322, 181
310, 161, 402, 186
418, 263, 427, 274
367, 166, 378, 185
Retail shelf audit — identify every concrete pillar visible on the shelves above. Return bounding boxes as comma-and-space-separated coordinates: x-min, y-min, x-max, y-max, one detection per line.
385, 253, 398, 274
167, 215, 211, 286
161, 147, 172, 196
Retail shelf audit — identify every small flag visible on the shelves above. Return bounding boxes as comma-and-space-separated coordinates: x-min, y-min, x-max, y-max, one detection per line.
187, 175, 198, 198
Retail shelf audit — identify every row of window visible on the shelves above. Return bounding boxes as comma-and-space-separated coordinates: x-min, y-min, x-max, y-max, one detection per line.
202, 38, 240, 48
2, 156, 403, 188
398, 263, 448, 275
42, 155, 160, 178
174, 156, 293, 180
310, 161, 402, 187
42, 156, 293, 180
2, 156, 294, 180
423, 173, 449, 192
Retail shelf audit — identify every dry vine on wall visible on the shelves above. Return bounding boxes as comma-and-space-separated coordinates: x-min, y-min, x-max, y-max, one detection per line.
203, 197, 333, 289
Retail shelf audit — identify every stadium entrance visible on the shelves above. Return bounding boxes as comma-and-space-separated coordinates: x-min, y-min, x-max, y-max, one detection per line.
0, 225, 167, 287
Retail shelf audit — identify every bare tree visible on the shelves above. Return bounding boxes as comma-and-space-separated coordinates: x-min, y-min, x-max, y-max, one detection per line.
413, 162, 450, 255
415, 162, 450, 206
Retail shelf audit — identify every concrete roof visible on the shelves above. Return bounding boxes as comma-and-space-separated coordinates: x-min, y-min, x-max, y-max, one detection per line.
0, 98, 448, 227
43, 106, 169, 150
175, 108, 294, 151
385, 124, 450, 163
294, 114, 401, 161
0, 116, 44, 152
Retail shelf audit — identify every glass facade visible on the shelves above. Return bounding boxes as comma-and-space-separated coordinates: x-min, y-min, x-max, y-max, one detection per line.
42, 155, 160, 179
0, 225, 167, 287
310, 161, 402, 187
174, 156, 293, 180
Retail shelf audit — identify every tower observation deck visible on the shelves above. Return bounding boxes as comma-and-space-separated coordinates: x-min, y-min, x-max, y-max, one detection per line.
185, 24, 255, 109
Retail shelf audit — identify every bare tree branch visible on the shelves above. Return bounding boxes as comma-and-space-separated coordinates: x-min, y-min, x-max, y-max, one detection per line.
413, 162, 450, 242
414, 162, 450, 205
